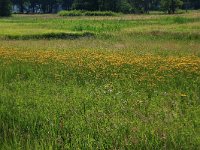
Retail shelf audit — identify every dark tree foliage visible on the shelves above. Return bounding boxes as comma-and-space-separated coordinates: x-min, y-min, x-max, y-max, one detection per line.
62, 0, 73, 10
0, 0, 11, 16
72, 0, 99, 11
189, 0, 200, 9
6, 0, 200, 14
160, 0, 183, 14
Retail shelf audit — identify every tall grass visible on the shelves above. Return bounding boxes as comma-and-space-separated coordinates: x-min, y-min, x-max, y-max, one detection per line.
0, 49, 200, 149
0, 12, 200, 149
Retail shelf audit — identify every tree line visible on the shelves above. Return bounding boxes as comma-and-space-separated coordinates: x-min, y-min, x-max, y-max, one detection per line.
1, 0, 200, 16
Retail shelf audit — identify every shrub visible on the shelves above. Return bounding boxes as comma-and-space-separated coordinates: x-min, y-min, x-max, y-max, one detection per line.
58, 10, 118, 17
58, 10, 83, 16
2, 32, 95, 40
84, 11, 116, 16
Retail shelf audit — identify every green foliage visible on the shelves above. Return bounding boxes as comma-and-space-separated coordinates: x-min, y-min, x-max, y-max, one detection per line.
0, 51, 200, 149
84, 11, 117, 16
0, 0, 11, 16
58, 10, 118, 16
161, 0, 183, 14
9, 0, 200, 14
0, 13, 200, 148
72, 0, 99, 11
0, 12, 200, 150
2, 32, 95, 40
58, 10, 83, 16
118, 0, 133, 14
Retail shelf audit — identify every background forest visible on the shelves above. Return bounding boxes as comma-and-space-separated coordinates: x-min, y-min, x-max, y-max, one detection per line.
1, 0, 200, 15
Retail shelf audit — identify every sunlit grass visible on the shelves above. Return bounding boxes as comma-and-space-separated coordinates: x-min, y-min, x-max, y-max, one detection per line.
0, 12, 200, 149
0, 13, 199, 39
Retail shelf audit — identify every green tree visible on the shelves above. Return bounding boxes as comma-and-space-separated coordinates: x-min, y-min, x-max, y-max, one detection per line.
0, 0, 11, 16
72, 0, 99, 11
62, 0, 74, 10
102, 0, 119, 12
8, 0, 199, 15
189, 0, 200, 9
29, 0, 38, 13
118, 0, 132, 13
128, 0, 144, 13
160, 0, 183, 14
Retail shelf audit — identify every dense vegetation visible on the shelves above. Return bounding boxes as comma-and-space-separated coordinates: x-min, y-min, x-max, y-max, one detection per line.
58, 10, 118, 16
1, 0, 200, 17
0, 0, 11, 16
8, 0, 200, 14
0, 11, 200, 149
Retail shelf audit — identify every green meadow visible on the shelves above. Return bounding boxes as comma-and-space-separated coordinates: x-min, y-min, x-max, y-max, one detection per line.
0, 11, 200, 149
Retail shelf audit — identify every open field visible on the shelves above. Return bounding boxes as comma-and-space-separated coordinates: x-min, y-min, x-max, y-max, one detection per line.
0, 11, 200, 149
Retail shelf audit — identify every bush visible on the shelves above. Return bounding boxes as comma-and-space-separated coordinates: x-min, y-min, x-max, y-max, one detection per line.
84, 11, 117, 16
58, 10, 118, 17
58, 10, 83, 16
2, 32, 95, 40
0, 0, 11, 17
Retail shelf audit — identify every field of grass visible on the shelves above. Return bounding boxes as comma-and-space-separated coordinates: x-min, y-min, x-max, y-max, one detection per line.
0, 11, 200, 149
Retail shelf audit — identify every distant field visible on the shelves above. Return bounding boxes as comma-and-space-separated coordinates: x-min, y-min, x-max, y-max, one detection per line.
0, 11, 200, 149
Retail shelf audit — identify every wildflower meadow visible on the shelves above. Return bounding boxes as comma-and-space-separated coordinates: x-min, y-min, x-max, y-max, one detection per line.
0, 11, 200, 149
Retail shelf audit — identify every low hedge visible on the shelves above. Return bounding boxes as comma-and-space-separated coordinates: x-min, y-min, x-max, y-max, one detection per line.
58, 10, 118, 17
